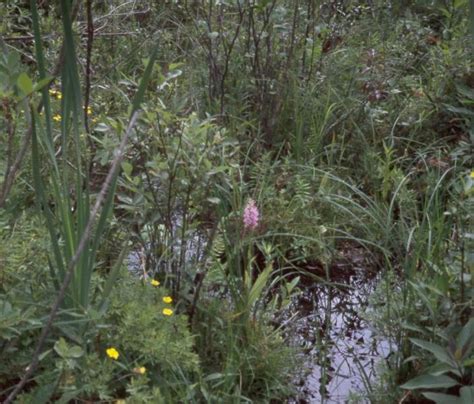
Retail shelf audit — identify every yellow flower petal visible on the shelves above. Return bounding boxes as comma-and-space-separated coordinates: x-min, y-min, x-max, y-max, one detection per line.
52, 114, 61, 122
133, 366, 146, 375
49, 89, 62, 100
151, 279, 160, 287
162, 308, 173, 316
470, 170, 474, 179
106, 347, 119, 360
162, 296, 173, 304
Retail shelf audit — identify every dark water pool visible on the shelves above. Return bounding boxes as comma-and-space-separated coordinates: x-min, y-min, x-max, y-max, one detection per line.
285, 250, 393, 403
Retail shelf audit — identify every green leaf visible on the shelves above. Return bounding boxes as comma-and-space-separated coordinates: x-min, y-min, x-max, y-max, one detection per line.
445, 105, 474, 117
54, 337, 69, 358
425, 362, 459, 377
17, 72, 33, 95
32, 382, 58, 404
207, 197, 221, 205
400, 374, 459, 390
463, 357, 474, 367
121, 161, 133, 177
458, 318, 474, 358
54, 337, 83, 359
454, 0, 468, 9
33, 76, 54, 93
422, 392, 461, 404
248, 263, 273, 309
68, 346, 84, 358
460, 386, 474, 404
410, 338, 456, 367
98, 248, 127, 315
130, 48, 158, 115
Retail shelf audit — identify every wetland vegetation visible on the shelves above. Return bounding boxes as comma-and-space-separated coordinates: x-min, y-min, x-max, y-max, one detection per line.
1, 1, 473, 402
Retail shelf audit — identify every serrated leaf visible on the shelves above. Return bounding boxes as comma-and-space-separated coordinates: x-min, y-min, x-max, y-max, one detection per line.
400, 374, 459, 390
54, 337, 69, 358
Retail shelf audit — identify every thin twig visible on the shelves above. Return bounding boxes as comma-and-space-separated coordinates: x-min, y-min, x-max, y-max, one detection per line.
4, 112, 139, 404
0, 121, 33, 209
2, 31, 138, 42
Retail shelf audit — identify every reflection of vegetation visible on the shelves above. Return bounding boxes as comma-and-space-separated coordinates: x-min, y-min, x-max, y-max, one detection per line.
0, 0, 472, 402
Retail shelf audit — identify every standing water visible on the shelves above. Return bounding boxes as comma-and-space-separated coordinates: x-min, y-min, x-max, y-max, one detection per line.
285, 246, 392, 403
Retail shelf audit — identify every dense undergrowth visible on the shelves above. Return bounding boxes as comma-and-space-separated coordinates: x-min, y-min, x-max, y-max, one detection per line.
1, 0, 473, 403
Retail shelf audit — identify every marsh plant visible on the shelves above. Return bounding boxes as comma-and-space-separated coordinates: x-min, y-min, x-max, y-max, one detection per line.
1, 0, 473, 402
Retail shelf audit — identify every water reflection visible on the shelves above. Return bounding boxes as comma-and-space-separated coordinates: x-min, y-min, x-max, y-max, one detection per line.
287, 261, 393, 403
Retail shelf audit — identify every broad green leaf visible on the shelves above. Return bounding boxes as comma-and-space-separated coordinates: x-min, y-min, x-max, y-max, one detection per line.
458, 318, 474, 356
423, 392, 461, 404
17, 72, 33, 95
460, 386, 474, 404
121, 161, 133, 177
248, 263, 273, 309
68, 346, 84, 358
410, 338, 456, 367
425, 362, 459, 377
400, 374, 459, 390
33, 76, 54, 93
463, 357, 474, 367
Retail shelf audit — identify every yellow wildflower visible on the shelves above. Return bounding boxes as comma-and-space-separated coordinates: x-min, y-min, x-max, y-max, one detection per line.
162, 308, 173, 316
53, 114, 61, 122
470, 170, 474, 179
86, 106, 92, 115
106, 347, 119, 360
151, 279, 160, 287
163, 296, 173, 304
49, 89, 62, 100
133, 366, 146, 375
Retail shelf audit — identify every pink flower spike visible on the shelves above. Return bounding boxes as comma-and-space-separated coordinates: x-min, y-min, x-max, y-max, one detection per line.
243, 199, 260, 230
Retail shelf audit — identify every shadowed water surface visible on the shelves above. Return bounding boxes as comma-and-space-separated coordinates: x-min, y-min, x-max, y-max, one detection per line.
286, 250, 393, 403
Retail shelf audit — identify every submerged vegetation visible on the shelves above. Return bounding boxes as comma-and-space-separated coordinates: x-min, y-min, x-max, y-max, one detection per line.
0, 0, 473, 402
